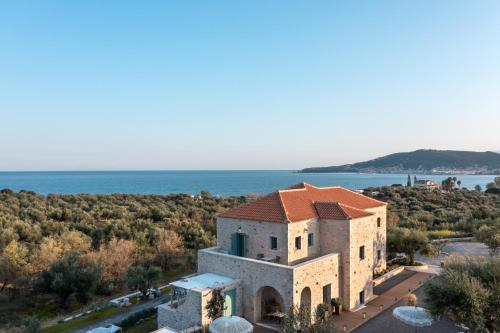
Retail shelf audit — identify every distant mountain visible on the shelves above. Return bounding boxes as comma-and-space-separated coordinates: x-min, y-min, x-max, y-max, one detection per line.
301, 150, 500, 175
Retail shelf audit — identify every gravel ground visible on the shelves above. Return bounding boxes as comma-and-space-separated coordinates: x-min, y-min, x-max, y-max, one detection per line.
415, 241, 489, 266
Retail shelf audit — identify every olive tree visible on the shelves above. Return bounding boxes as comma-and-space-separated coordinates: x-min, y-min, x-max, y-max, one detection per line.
424, 255, 499, 332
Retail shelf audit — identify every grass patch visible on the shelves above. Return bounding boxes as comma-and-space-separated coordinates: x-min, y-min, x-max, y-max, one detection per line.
41, 306, 128, 333
427, 229, 467, 240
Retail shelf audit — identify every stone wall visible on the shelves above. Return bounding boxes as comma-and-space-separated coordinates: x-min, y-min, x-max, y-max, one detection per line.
217, 217, 289, 263
318, 204, 387, 310
292, 253, 340, 317
198, 247, 294, 322
157, 289, 203, 331
158, 282, 241, 331
287, 219, 321, 265
319, 218, 350, 308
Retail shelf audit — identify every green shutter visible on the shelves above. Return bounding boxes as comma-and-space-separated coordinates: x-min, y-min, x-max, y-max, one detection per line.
241, 234, 248, 257
231, 233, 238, 255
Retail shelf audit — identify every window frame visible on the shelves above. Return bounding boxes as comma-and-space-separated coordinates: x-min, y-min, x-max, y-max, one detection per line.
270, 236, 278, 250
307, 233, 314, 247
377, 217, 381, 227
295, 236, 302, 250
359, 245, 365, 260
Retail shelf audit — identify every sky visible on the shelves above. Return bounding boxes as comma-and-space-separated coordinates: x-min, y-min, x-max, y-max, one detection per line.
1, 1, 499, 171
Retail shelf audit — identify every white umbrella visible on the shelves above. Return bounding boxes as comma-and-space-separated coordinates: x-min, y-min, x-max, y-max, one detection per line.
209, 316, 253, 333
393, 306, 433, 332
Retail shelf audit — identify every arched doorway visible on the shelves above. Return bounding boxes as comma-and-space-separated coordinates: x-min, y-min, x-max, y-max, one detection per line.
300, 287, 311, 312
255, 286, 285, 322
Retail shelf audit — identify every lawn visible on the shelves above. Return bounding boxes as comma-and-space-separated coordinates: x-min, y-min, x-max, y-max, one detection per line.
41, 306, 128, 333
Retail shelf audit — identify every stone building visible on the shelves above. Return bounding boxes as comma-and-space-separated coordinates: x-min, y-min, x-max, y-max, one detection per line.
414, 179, 440, 191
158, 182, 387, 331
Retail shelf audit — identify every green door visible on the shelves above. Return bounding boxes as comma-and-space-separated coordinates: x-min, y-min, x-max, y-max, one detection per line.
231, 233, 247, 257
223, 289, 237, 316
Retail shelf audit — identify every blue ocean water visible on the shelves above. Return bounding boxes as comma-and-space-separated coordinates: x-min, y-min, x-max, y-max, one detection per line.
0, 171, 495, 196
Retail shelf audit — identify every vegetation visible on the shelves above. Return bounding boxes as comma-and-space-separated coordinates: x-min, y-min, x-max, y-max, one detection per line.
424, 255, 499, 332
115, 307, 156, 330
301, 149, 500, 174
126, 265, 161, 298
387, 227, 428, 264
0, 189, 244, 330
281, 304, 336, 333
364, 183, 499, 264
205, 288, 225, 321
475, 219, 500, 254
40, 306, 128, 333
38, 253, 99, 308
0, 179, 498, 330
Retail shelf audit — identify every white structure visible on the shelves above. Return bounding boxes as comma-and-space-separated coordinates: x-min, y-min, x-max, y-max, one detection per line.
414, 179, 439, 191
86, 325, 121, 333
158, 273, 240, 331
209, 316, 253, 333
158, 183, 387, 332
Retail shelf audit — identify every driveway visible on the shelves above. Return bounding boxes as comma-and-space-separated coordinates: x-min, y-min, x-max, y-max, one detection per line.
71, 296, 167, 333
415, 241, 490, 267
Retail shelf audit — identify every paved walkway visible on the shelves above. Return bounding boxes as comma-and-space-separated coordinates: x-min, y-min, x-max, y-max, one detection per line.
354, 286, 458, 333
335, 271, 433, 332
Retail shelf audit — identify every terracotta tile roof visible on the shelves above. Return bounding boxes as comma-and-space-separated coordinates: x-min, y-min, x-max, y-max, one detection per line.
314, 202, 374, 220
218, 191, 287, 222
218, 182, 385, 223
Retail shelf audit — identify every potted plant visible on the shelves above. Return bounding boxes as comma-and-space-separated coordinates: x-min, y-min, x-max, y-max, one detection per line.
331, 298, 342, 315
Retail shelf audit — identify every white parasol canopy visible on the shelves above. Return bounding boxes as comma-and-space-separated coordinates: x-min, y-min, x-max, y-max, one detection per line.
209, 316, 253, 333
393, 306, 433, 327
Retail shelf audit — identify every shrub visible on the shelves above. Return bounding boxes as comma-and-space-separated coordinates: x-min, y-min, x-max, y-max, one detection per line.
426, 229, 464, 240
115, 307, 156, 329
407, 293, 417, 306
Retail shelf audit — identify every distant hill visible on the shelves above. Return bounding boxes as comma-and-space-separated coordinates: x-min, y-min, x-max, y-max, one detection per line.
301, 150, 500, 174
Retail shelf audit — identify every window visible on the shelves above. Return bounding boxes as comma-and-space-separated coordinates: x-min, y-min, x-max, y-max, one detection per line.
270, 236, 278, 250
377, 249, 381, 260
377, 217, 381, 227
308, 233, 314, 247
323, 284, 331, 305
359, 245, 365, 260
359, 290, 365, 305
295, 236, 302, 250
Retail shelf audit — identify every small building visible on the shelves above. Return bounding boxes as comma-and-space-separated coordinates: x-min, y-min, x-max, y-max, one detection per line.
157, 273, 240, 332
414, 179, 439, 191
158, 183, 387, 332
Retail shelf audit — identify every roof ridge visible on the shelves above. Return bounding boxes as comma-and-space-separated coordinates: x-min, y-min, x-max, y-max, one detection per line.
277, 191, 290, 223
335, 187, 387, 206
337, 202, 371, 212
278, 188, 308, 193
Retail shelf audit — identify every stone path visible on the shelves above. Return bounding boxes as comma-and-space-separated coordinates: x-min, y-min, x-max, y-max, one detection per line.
335, 271, 433, 332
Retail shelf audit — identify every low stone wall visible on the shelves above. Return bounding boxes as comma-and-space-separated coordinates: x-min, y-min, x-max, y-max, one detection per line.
198, 247, 294, 322
404, 262, 428, 272
198, 247, 340, 323
431, 237, 473, 243
372, 266, 404, 287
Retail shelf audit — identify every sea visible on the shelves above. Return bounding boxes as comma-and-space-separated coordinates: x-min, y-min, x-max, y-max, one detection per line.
0, 171, 495, 196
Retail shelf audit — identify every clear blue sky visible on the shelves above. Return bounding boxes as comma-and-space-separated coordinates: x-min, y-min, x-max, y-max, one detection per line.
1, 1, 499, 170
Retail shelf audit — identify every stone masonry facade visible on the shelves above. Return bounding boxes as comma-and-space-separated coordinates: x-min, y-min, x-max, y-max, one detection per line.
158, 184, 387, 331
